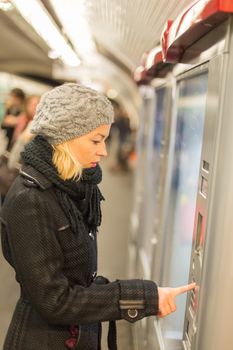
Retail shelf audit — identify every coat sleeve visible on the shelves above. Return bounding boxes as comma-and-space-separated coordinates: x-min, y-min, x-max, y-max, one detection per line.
4, 187, 158, 325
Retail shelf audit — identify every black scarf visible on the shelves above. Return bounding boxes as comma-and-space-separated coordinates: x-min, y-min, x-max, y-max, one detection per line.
21, 135, 104, 234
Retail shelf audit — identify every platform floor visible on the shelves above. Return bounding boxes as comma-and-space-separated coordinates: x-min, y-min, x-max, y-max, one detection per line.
0, 158, 134, 350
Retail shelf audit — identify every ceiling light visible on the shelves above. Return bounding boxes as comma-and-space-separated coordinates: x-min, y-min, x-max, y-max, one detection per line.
49, 0, 96, 58
48, 50, 60, 60
0, 0, 13, 11
11, 0, 80, 67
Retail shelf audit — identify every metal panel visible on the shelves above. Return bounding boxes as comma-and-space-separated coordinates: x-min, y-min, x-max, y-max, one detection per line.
182, 53, 223, 350
129, 86, 156, 278
187, 17, 233, 350
138, 86, 169, 276
130, 88, 156, 350
160, 69, 208, 350
133, 15, 233, 350
146, 79, 175, 350
149, 81, 174, 282
145, 21, 232, 350
135, 81, 173, 349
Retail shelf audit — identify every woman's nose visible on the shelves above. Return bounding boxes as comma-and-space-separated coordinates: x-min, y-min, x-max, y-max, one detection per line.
98, 143, 108, 157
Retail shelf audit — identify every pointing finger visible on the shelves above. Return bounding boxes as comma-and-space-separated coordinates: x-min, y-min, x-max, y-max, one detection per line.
172, 282, 196, 297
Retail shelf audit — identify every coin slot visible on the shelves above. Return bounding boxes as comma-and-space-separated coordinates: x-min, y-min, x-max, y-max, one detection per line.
195, 213, 203, 253
186, 320, 190, 336
202, 160, 209, 172
201, 176, 208, 197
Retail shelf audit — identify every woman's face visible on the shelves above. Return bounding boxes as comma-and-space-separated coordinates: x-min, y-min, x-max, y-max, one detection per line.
68, 124, 111, 168
26, 96, 40, 119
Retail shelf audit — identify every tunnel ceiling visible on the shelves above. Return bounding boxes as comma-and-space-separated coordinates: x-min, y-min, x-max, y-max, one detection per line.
82, 0, 195, 70
47, 0, 195, 71
0, 0, 196, 80
0, 0, 195, 120
0, 7, 52, 79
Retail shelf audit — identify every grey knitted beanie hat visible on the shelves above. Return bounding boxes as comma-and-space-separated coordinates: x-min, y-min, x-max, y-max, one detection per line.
30, 83, 114, 144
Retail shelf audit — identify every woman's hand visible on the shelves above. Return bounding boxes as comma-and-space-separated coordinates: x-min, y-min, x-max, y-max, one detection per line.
2, 114, 18, 127
157, 282, 196, 317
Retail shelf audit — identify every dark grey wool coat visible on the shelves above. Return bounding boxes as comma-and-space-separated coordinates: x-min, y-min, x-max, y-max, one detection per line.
0, 165, 158, 350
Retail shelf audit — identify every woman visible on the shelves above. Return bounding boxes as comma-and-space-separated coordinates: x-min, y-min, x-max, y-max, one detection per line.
11, 94, 40, 145
0, 83, 195, 350
0, 95, 40, 204
1, 87, 26, 150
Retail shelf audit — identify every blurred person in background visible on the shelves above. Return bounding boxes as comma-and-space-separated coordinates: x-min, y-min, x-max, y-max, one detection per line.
0, 95, 40, 203
1, 88, 26, 150
0, 83, 195, 350
11, 95, 40, 145
109, 101, 133, 172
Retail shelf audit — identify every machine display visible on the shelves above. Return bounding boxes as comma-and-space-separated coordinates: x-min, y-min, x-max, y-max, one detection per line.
159, 72, 208, 348
140, 87, 167, 272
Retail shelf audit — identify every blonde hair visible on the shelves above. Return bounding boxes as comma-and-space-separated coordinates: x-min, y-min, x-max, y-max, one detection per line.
52, 141, 83, 181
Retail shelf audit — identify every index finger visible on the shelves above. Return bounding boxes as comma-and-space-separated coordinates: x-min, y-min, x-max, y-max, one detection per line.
172, 282, 196, 297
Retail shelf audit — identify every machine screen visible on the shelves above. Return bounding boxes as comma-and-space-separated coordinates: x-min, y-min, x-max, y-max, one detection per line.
160, 72, 208, 346
140, 87, 167, 269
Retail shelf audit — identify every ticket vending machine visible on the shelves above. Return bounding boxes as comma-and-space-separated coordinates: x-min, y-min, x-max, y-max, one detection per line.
131, 83, 173, 350
150, 65, 208, 350
147, 2, 233, 350
159, 2, 233, 350
182, 27, 233, 350
137, 84, 172, 281
128, 86, 156, 350
133, 2, 233, 350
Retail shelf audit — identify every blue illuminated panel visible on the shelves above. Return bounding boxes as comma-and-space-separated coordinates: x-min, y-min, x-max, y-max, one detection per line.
160, 73, 208, 347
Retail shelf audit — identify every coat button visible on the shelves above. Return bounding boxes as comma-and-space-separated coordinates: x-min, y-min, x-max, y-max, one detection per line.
128, 309, 138, 319
89, 232, 94, 240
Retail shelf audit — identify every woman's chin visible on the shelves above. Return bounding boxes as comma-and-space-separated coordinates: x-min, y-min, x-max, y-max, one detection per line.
83, 163, 97, 169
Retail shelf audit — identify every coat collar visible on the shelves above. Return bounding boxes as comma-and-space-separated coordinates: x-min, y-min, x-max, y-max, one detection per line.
20, 164, 52, 190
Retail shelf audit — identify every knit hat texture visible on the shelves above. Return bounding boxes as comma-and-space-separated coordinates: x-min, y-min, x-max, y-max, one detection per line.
30, 83, 114, 144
